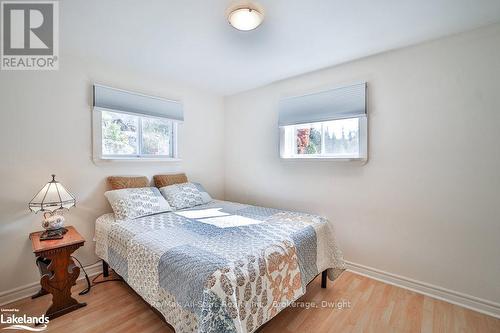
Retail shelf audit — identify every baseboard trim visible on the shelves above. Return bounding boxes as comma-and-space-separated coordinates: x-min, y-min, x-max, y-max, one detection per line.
0, 262, 102, 307
345, 260, 500, 319
2, 260, 499, 319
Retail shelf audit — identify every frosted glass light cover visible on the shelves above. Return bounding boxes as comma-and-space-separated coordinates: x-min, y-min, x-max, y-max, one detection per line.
228, 8, 263, 31
29, 175, 76, 213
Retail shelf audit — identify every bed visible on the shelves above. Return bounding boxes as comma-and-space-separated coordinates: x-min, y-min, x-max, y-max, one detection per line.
94, 199, 345, 333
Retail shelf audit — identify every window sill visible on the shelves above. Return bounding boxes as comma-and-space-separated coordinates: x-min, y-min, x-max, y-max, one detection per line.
93, 156, 182, 164
280, 156, 367, 162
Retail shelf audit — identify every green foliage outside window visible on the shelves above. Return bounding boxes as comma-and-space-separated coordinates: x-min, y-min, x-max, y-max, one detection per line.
101, 111, 171, 156
306, 128, 321, 154
142, 118, 171, 155
102, 111, 137, 155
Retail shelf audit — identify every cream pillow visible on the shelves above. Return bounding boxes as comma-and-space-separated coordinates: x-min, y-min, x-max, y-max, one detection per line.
105, 187, 171, 220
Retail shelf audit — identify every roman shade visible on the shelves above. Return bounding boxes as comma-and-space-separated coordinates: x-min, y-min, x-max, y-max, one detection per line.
93, 84, 183, 122
278, 82, 366, 126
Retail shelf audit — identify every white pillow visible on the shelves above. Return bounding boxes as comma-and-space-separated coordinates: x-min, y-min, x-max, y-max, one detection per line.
105, 187, 171, 220
159, 182, 211, 210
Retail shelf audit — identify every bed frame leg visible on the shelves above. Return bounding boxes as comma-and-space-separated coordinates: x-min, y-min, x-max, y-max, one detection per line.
103, 260, 109, 277
321, 270, 327, 288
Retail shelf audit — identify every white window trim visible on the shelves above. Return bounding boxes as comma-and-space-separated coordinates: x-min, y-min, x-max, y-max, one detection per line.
92, 107, 181, 163
279, 116, 368, 162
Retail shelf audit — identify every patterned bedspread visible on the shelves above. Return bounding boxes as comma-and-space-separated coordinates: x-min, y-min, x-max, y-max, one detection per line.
94, 200, 344, 333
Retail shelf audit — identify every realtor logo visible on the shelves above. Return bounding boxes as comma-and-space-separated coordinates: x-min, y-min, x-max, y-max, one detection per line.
1, 1, 59, 70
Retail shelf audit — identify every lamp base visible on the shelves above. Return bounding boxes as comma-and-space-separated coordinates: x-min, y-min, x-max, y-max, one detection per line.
40, 227, 68, 241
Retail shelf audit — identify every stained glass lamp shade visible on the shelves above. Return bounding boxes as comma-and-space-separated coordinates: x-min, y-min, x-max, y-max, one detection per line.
29, 175, 75, 240
29, 175, 76, 213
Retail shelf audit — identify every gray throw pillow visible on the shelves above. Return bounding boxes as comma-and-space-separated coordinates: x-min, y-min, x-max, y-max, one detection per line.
192, 182, 213, 204
159, 182, 211, 210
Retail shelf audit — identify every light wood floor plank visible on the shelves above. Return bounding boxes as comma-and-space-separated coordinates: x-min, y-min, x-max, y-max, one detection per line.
1, 271, 498, 332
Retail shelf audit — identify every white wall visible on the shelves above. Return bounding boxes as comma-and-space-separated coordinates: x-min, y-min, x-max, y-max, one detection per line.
0, 54, 225, 294
1, 20, 499, 311
224, 24, 500, 304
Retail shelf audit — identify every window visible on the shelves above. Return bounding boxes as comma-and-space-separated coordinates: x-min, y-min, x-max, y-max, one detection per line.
279, 83, 367, 160
281, 118, 363, 158
141, 117, 173, 156
101, 110, 174, 158
92, 84, 183, 161
101, 111, 139, 155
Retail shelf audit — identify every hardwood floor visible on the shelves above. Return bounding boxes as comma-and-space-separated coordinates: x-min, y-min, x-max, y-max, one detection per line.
2, 271, 499, 332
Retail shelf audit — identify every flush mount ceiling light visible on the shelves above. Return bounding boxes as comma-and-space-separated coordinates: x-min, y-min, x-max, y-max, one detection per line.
227, 5, 264, 31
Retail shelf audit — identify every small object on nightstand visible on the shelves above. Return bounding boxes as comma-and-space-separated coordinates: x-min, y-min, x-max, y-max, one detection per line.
29, 226, 86, 320
29, 174, 76, 240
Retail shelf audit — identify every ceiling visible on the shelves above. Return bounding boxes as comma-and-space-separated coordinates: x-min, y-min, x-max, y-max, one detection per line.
62, 0, 500, 96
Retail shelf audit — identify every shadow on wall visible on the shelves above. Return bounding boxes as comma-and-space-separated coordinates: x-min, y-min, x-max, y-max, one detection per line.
0, 201, 33, 234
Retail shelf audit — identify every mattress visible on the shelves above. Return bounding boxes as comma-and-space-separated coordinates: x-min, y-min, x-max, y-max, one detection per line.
94, 199, 344, 333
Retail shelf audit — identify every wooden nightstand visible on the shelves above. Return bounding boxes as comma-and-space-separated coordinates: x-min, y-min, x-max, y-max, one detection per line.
29, 226, 87, 320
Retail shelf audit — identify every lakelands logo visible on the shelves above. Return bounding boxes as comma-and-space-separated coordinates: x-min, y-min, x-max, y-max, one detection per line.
1, 0, 59, 70
1, 308, 48, 331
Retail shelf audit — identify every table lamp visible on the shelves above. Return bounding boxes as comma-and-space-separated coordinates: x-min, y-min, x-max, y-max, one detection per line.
29, 174, 76, 240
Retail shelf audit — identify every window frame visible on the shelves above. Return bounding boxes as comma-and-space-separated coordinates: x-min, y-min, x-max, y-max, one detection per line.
279, 116, 368, 161
92, 107, 180, 162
